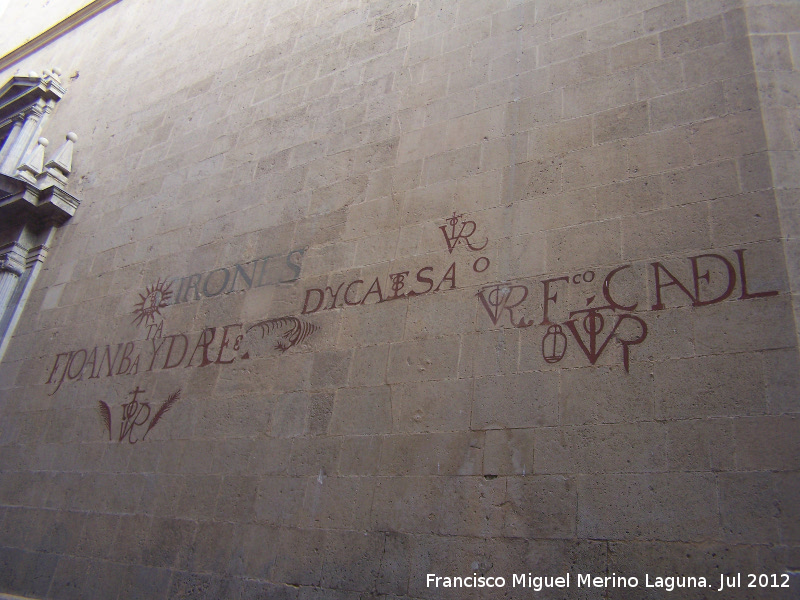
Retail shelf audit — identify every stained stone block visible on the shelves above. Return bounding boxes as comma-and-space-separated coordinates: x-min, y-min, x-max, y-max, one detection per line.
654, 354, 766, 418
763, 347, 800, 413
116, 565, 172, 600
559, 360, 656, 425
504, 476, 577, 538
329, 385, 392, 435
473, 372, 559, 429
143, 517, 195, 569
733, 415, 800, 471
662, 159, 739, 204
607, 541, 766, 600
547, 219, 623, 270
661, 15, 726, 55
577, 473, 720, 541
535, 422, 668, 474
167, 571, 225, 600
386, 336, 460, 383
270, 528, 326, 587
593, 101, 649, 143
651, 81, 727, 130
664, 417, 737, 471
718, 472, 781, 543
563, 71, 638, 118
320, 530, 385, 591
628, 127, 694, 176
76, 512, 119, 559
691, 111, 768, 163
288, 437, 341, 478
622, 203, 710, 261
391, 379, 472, 433
83, 560, 131, 600
483, 428, 535, 476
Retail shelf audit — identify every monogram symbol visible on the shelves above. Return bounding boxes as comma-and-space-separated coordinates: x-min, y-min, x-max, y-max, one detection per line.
542, 324, 568, 363
120, 392, 150, 444
388, 271, 409, 299
132, 279, 172, 326
440, 212, 488, 254
561, 303, 647, 372
476, 284, 533, 328
97, 387, 180, 444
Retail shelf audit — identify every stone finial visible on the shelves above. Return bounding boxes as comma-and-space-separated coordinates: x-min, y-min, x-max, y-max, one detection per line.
34, 132, 78, 188
17, 137, 48, 183
43, 67, 63, 84
45, 132, 77, 177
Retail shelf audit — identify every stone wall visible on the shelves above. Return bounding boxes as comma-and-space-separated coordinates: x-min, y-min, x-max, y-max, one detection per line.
0, 0, 798, 598
0, 0, 96, 57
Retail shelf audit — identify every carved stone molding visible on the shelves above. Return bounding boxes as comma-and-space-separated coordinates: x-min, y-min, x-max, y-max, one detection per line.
0, 68, 80, 362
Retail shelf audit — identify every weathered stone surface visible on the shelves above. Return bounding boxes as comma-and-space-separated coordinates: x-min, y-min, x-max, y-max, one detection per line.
0, 0, 797, 598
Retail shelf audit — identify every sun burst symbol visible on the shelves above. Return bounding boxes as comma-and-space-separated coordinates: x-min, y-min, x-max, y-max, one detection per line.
132, 279, 173, 326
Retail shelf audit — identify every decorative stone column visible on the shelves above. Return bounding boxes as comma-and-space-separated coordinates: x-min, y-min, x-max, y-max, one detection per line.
0, 244, 26, 317
1, 101, 46, 175
0, 69, 64, 177
0, 116, 23, 168
0, 69, 79, 362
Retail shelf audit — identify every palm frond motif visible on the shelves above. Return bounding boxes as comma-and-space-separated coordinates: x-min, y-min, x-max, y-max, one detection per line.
143, 389, 180, 440
247, 316, 319, 352
97, 401, 111, 440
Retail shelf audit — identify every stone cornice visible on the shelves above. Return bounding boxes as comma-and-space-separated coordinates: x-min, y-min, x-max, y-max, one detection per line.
0, 0, 123, 72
